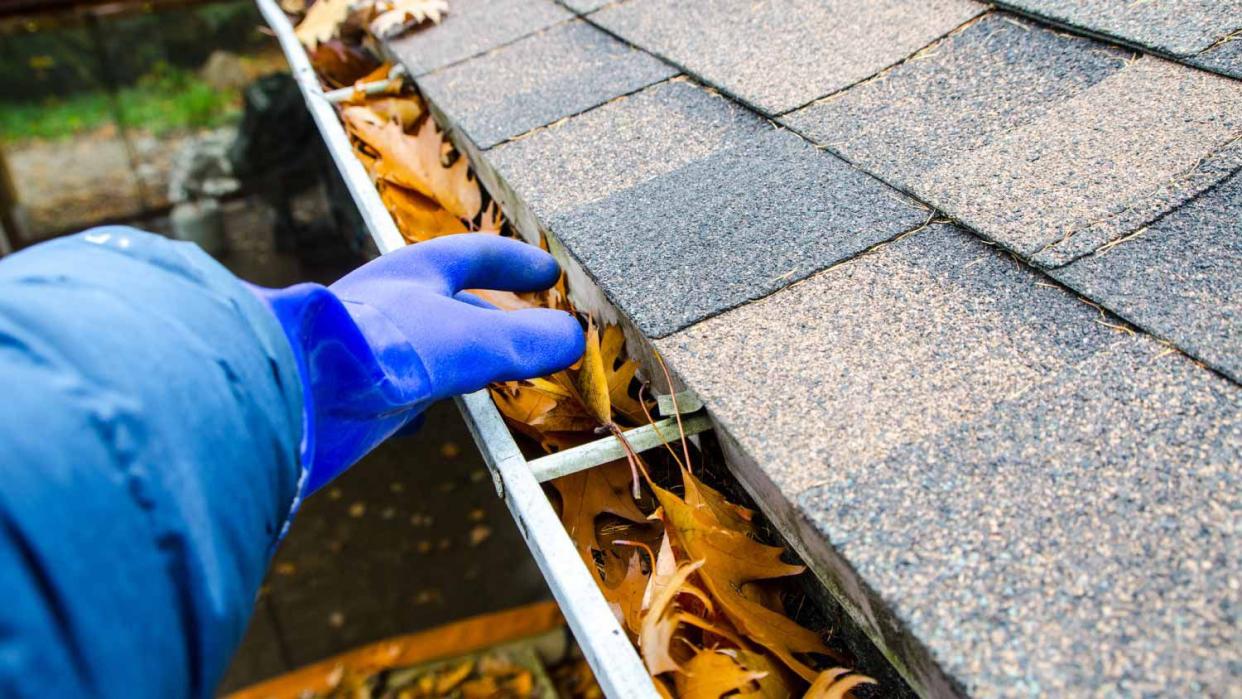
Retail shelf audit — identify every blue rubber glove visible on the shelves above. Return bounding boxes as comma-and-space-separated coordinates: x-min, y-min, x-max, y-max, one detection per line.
251, 234, 584, 494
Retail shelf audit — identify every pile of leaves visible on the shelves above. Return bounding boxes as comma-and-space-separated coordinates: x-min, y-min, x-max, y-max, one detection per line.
292, 4, 875, 696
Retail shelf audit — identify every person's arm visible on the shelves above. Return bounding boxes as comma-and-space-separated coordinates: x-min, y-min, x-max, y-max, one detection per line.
0, 227, 582, 698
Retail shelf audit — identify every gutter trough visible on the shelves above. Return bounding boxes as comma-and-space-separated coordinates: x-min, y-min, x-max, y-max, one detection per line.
254, 2, 703, 695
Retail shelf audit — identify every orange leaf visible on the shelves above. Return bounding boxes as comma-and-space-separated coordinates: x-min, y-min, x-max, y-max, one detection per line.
378, 183, 469, 243
673, 649, 766, 699
342, 105, 481, 220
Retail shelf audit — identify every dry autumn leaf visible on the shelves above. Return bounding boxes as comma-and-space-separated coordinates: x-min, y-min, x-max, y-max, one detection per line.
343, 105, 481, 220
379, 182, 469, 243
653, 475, 831, 682
295, 0, 351, 48
673, 649, 766, 699
804, 670, 875, 699
639, 560, 704, 676
576, 323, 612, 426
370, 0, 448, 38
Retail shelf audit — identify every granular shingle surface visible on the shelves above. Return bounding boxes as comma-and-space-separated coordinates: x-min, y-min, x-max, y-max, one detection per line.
657, 224, 1241, 696
547, 129, 924, 337
417, 20, 676, 149
782, 14, 1132, 180
786, 20, 1242, 259
488, 80, 764, 218
489, 80, 924, 336
387, 0, 571, 76
1052, 170, 1242, 383
1000, 0, 1242, 57
1193, 34, 1242, 79
799, 341, 1239, 697
914, 56, 1241, 256
592, 0, 985, 115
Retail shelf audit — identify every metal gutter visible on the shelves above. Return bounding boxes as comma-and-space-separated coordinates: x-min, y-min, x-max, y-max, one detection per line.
253, 2, 693, 695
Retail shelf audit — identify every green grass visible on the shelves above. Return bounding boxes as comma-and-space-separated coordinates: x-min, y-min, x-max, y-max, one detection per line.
0, 63, 240, 142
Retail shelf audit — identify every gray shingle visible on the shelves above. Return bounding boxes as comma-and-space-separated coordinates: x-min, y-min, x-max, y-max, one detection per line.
547, 130, 925, 337
592, 0, 985, 115
657, 223, 1241, 697
785, 17, 1242, 259
387, 0, 571, 76
915, 56, 1241, 257
1052, 169, 1242, 383
417, 21, 676, 149
782, 15, 1133, 180
489, 80, 765, 219
489, 80, 924, 337
999, 0, 1242, 57
1192, 33, 1242, 79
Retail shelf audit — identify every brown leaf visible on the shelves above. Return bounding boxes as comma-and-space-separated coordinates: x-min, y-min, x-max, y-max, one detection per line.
343, 105, 481, 220
639, 559, 704, 676
551, 460, 647, 582
606, 549, 649, 634
599, 324, 647, 424
683, 467, 755, 536
308, 39, 380, 88
576, 323, 612, 425
654, 475, 830, 682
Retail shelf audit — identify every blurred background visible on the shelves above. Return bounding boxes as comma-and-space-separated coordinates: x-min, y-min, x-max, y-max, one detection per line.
0, 1, 553, 693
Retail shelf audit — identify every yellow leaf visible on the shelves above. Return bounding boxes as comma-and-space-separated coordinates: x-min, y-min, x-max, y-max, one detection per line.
551, 460, 647, 581
294, 0, 349, 48
673, 649, 766, 699
576, 323, 612, 425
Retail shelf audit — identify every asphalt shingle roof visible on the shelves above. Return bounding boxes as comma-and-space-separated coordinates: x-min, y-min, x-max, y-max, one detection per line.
389, 1, 1242, 694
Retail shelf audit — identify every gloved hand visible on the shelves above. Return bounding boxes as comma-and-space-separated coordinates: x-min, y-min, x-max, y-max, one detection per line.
250, 234, 584, 494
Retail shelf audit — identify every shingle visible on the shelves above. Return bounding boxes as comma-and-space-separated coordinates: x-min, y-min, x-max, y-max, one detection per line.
547, 130, 925, 337
592, 0, 985, 115
915, 56, 1241, 256
1052, 170, 1242, 383
417, 21, 676, 149
387, 0, 571, 76
657, 223, 1241, 696
786, 19, 1242, 259
489, 80, 765, 218
798, 342, 1239, 697
1192, 33, 1242, 79
999, 0, 1242, 57
782, 15, 1133, 181
489, 80, 924, 337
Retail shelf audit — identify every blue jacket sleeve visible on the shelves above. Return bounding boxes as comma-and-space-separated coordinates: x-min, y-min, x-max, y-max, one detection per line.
0, 227, 305, 698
